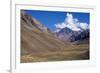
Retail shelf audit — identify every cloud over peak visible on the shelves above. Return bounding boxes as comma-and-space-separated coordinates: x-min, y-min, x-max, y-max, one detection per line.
54, 13, 89, 32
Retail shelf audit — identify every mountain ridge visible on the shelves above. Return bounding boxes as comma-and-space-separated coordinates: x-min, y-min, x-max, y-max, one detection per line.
21, 10, 72, 56
21, 10, 89, 63
55, 26, 89, 43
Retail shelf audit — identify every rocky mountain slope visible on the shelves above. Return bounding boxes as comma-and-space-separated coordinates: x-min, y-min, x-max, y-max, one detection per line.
21, 10, 72, 55
55, 27, 89, 42
21, 10, 89, 63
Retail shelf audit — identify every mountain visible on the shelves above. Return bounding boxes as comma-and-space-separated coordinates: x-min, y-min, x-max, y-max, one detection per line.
55, 27, 89, 42
21, 10, 89, 63
21, 10, 71, 56
21, 11, 49, 33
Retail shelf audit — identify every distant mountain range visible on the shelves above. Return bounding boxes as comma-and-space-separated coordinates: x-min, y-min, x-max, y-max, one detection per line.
55, 27, 89, 43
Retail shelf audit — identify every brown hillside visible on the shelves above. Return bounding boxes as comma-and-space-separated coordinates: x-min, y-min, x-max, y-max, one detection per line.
21, 10, 89, 63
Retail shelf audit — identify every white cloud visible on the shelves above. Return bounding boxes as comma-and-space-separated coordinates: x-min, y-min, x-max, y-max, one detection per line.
78, 23, 89, 30
54, 22, 67, 32
54, 22, 67, 29
54, 13, 89, 32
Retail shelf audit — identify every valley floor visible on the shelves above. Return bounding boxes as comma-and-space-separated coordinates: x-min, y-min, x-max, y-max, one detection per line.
21, 44, 89, 63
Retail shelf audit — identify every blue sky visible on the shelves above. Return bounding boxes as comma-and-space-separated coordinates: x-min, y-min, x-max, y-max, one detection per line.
24, 10, 90, 31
